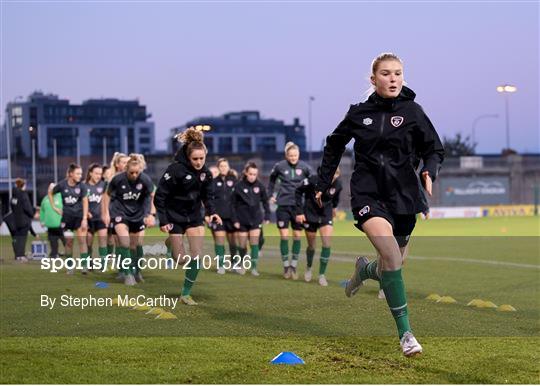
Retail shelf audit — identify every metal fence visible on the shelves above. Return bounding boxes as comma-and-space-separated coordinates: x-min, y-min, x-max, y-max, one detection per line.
2, 153, 539, 212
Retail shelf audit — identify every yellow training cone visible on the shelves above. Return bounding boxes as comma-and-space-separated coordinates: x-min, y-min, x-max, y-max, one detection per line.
467, 299, 485, 307
155, 311, 177, 320
133, 305, 151, 311
478, 301, 498, 309
437, 296, 457, 304
146, 307, 164, 315
426, 294, 441, 301
497, 304, 517, 312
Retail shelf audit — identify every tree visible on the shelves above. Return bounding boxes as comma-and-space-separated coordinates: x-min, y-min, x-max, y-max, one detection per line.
442, 133, 476, 156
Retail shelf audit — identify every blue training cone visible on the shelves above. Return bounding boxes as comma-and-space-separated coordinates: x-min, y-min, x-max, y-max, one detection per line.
95, 281, 109, 289
270, 351, 305, 365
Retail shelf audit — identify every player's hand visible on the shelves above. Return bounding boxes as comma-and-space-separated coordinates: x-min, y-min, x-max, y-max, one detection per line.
295, 214, 306, 224
209, 214, 222, 225
270, 196, 276, 204
332, 208, 337, 219
87, 212, 93, 219
234, 222, 240, 229
421, 171, 432, 196
204, 216, 211, 225
54, 207, 63, 216
144, 215, 155, 227
264, 220, 270, 225
315, 191, 323, 208
160, 223, 173, 233
422, 210, 431, 220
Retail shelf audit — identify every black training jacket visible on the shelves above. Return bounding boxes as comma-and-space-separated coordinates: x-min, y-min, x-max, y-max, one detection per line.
231, 178, 271, 226
10, 187, 35, 229
210, 173, 237, 220
317, 86, 445, 214
154, 146, 216, 225
295, 175, 342, 223
268, 160, 312, 206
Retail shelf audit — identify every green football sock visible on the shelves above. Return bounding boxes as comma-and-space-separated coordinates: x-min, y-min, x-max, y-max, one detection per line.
98, 246, 108, 270
116, 247, 131, 275
280, 239, 289, 262
107, 244, 115, 257
292, 239, 301, 260
381, 269, 411, 339
135, 245, 143, 274
216, 244, 226, 268
238, 246, 247, 258
80, 252, 89, 269
319, 247, 331, 275
229, 244, 238, 258
65, 254, 73, 270
98, 247, 108, 260
181, 258, 200, 296
129, 249, 137, 274
306, 247, 315, 268
166, 243, 172, 259
250, 244, 259, 270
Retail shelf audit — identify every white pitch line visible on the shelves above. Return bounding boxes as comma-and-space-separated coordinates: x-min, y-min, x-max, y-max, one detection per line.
261, 247, 540, 270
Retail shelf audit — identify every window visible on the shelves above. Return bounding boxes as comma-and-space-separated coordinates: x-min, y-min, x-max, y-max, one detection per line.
11, 106, 22, 116
139, 137, 150, 144
47, 127, 79, 156
139, 127, 150, 135
128, 127, 135, 153
256, 136, 277, 152
218, 137, 233, 153
237, 137, 252, 153
11, 106, 23, 126
205, 136, 214, 152
89, 128, 121, 156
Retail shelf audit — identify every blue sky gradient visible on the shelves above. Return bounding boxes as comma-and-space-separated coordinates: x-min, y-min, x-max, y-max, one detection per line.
2, 1, 538, 153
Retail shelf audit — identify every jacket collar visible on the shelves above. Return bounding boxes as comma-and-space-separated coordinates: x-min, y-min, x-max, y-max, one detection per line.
368, 85, 416, 110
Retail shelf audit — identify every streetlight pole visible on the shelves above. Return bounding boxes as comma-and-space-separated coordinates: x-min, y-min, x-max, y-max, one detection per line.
496, 84, 517, 151
308, 96, 315, 164
472, 114, 499, 147
103, 136, 107, 165
30, 130, 37, 208
6, 108, 12, 201
76, 135, 81, 166
6, 96, 23, 201
53, 138, 58, 183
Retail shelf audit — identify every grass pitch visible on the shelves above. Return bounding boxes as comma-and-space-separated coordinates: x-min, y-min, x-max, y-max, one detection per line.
1, 216, 539, 383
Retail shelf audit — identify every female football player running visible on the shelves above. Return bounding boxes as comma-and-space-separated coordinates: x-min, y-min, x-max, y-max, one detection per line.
295, 168, 341, 286
102, 155, 156, 285
268, 142, 312, 279
231, 162, 271, 276
155, 127, 221, 305
316, 53, 444, 356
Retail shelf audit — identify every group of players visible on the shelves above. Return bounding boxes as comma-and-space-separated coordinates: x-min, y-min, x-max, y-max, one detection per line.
16, 52, 446, 357
44, 126, 341, 305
